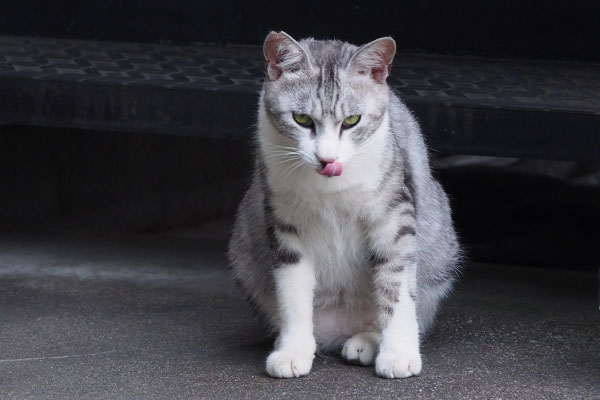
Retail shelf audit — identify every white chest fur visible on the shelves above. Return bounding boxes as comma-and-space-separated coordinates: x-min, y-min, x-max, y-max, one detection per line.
274, 189, 375, 309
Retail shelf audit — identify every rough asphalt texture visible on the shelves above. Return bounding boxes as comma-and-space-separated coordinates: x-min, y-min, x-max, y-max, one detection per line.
1, 220, 598, 399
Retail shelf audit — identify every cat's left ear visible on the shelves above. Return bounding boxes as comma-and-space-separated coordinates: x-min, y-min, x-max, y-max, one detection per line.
348, 37, 396, 84
263, 31, 312, 81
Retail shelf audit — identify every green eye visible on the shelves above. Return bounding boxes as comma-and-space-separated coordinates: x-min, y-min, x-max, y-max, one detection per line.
342, 115, 361, 128
292, 112, 313, 127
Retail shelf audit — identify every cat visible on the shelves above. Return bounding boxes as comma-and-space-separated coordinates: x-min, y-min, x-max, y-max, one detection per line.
228, 31, 461, 379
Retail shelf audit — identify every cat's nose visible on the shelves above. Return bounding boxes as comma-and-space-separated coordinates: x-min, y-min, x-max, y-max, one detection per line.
317, 156, 336, 168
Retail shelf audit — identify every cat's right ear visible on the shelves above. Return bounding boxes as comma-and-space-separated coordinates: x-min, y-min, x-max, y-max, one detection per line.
263, 31, 311, 81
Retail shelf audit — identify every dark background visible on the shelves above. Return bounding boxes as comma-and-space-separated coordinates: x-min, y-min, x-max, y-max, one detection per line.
0, 1, 599, 269
1, 1, 599, 60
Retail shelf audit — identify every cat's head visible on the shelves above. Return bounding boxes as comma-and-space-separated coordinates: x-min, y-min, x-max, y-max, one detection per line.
260, 31, 395, 178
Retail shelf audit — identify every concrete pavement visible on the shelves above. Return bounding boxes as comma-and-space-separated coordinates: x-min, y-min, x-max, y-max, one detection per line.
1, 221, 598, 399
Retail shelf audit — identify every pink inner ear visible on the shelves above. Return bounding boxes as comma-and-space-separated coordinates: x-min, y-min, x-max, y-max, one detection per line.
264, 34, 286, 81
264, 35, 283, 62
351, 37, 396, 84
266, 61, 282, 80
263, 32, 307, 81
371, 66, 388, 83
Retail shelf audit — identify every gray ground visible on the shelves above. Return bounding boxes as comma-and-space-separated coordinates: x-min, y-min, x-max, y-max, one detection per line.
1, 219, 598, 400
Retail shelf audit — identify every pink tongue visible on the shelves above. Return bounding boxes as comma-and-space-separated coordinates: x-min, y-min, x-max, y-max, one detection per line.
318, 161, 343, 177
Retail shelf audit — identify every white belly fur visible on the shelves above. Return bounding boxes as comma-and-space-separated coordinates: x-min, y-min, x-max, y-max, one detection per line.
278, 191, 378, 351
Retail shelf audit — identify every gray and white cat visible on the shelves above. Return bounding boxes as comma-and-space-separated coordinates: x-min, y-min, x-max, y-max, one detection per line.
228, 32, 460, 379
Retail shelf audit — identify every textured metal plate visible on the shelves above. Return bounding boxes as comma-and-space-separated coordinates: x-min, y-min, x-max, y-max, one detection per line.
1, 36, 599, 113
0, 36, 264, 91
1, 36, 599, 160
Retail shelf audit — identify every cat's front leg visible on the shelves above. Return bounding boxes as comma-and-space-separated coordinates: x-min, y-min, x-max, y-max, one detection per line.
265, 229, 316, 378
369, 192, 422, 378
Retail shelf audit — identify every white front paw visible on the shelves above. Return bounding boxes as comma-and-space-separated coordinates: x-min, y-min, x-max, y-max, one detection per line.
375, 347, 422, 379
342, 332, 380, 366
266, 349, 315, 378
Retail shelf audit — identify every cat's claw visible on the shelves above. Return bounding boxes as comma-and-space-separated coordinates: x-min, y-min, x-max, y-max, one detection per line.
375, 347, 422, 379
266, 349, 314, 378
342, 332, 380, 366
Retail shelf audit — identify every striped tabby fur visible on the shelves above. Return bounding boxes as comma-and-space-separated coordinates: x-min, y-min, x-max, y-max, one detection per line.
228, 32, 461, 379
